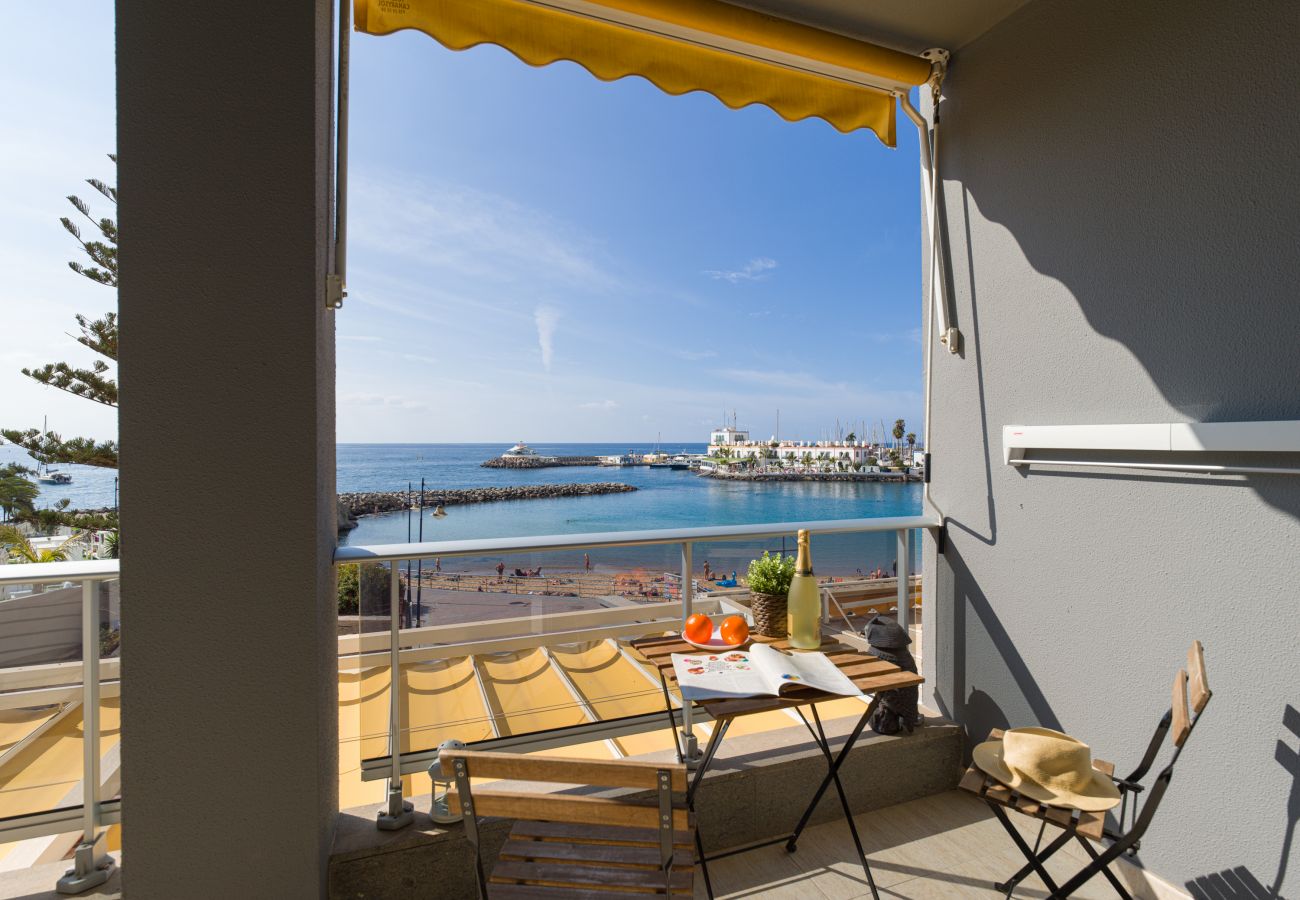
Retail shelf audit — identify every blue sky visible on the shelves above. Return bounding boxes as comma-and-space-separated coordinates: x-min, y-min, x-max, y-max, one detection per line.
3, 6, 925, 446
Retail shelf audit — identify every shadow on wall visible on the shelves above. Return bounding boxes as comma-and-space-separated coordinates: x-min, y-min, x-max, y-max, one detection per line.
1183, 704, 1299, 898
929, 539, 1059, 746
942, 0, 1300, 524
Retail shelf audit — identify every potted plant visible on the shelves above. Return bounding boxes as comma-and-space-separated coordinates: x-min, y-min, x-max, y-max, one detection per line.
747, 551, 795, 638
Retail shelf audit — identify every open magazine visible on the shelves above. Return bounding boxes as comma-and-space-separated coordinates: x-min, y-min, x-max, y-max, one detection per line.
671, 642, 863, 702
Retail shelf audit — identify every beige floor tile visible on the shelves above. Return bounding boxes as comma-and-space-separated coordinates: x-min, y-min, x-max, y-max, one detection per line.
699, 790, 1124, 900
693, 842, 810, 900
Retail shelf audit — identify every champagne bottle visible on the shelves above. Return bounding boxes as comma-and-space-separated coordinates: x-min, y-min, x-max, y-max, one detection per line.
786, 529, 821, 649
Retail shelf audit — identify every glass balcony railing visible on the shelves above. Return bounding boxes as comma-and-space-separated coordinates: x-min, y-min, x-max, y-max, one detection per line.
333, 513, 938, 823
0, 512, 938, 881
0, 560, 120, 888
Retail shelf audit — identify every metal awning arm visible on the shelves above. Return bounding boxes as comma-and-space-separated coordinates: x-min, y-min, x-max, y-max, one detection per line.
898, 50, 958, 355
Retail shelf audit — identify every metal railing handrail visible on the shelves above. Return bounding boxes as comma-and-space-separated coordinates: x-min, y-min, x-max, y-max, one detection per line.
0, 558, 119, 586
333, 513, 940, 564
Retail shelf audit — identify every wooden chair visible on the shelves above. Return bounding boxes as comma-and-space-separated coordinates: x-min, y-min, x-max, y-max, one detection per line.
960, 640, 1212, 898
441, 749, 695, 899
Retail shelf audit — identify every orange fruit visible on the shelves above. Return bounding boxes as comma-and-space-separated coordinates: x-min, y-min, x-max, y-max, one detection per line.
720, 616, 749, 646
684, 613, 713, 644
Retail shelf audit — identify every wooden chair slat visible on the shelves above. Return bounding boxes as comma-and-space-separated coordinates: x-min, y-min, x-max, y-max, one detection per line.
509, 820, 692, 849
1188, 640, 1211, 713
958, 761, 1110, 842
489, 859, 693, 892
500, 839, 694, 869
444, 750, 687, 791
1172, 669, 1192, 747
449, 790, 692, 831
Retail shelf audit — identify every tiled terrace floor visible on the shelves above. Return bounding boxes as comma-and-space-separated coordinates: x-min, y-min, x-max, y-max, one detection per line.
0, 791, 1158, 899
696, 789, 1136, 900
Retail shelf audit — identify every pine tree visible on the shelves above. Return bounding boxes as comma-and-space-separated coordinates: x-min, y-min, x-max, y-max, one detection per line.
2, 156, 119, 470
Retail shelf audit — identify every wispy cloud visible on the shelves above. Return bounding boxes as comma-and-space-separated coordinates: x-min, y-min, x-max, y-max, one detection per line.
579, 399, 619, 410
716, 368, 851, 394
674, 349, 718, 361
705, 257, 777, 284
535, 306, 560, 372
350, 172, 614, 290
339, 391, 428, 412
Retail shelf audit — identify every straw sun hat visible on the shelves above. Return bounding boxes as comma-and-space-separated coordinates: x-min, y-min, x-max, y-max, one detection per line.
972, 727, 1121, 812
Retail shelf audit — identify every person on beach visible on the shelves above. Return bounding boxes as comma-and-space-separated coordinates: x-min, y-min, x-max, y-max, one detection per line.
584, 553, 591, 573
703, 561, 712, 581
435, 558, 441, 574
496, 561, 505, 580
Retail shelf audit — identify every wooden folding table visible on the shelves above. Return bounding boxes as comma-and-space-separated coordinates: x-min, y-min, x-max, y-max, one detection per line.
630, 632, 924, 900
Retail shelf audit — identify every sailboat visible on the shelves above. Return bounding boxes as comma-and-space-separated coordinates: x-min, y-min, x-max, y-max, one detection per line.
36, 417, 72, 484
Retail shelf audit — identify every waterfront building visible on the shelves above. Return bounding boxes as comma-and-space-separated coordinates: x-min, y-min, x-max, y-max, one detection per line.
707, 425, 749, 447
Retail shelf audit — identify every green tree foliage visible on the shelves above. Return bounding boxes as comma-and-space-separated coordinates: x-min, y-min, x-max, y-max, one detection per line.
2, 156, 119, 470
845, 432, 856, 442
906, 432, 917, 450
337, 563, 391, 616
0, 465, 39, 522
893, 418, 906, 447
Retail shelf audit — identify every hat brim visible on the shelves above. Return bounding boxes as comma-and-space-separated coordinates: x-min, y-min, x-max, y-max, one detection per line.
972, 740, 1121, 812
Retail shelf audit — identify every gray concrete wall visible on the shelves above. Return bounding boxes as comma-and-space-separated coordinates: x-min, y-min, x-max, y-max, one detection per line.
922, 1, 1300, 894
116, 0, 337, 896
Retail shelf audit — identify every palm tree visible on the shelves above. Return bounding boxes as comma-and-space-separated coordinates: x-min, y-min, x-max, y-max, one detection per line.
906, 432, 917, 461
0, 525, 88, 563
893, 419, 906, 450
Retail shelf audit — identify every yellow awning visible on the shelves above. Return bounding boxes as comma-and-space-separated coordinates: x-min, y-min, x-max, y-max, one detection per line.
354, 0, 935, 146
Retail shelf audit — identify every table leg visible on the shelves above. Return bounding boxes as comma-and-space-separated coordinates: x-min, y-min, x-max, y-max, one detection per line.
786, 695, 878, 851
689, 717, 730, 806
808, 704, 878, 899
688, 717, 729, 900
657, 672, 683, 764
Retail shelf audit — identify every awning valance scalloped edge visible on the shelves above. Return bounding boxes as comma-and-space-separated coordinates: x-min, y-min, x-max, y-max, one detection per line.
355, 0, 935, 146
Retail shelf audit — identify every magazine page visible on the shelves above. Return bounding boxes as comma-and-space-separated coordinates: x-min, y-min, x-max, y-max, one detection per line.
671, 650, 769, 701
748, 643, 864, 698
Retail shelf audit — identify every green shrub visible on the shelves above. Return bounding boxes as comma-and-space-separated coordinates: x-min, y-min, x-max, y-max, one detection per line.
747, 551, 795, 596
337, 563, 390, 616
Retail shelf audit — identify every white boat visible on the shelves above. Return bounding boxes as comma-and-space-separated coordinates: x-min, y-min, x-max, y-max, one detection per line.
500, 442, 556, 462
38, 470, 72, 485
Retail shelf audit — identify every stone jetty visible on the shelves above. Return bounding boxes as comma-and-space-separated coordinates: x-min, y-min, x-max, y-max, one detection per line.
481, 455, 603, 469
338, 482, 637, 523
700, 470, 920, 483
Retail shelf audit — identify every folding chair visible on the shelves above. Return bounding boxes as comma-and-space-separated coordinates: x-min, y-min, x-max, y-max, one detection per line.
441, 749, 695, 898
960, 640, 1212, 898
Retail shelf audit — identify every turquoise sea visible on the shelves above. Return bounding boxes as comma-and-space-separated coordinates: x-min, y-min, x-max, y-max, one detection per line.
2, 442, 923, 575
337, 443, 923, 576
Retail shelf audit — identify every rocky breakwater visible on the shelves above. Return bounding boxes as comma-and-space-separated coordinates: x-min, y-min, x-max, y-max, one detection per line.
482, 456, 603, 468
338, 482, 638, 525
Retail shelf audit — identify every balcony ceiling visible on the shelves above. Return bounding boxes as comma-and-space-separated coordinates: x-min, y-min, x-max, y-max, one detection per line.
727, 0, 1030, 54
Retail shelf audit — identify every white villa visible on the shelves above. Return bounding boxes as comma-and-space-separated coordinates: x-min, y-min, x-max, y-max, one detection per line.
708, 427, 924, 470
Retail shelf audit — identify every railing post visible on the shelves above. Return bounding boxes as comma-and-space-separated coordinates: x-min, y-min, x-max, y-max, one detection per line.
56, 580, 114, 894
678, 542, 700, 764
378, 563, 414, 830
896, 528, 910, 633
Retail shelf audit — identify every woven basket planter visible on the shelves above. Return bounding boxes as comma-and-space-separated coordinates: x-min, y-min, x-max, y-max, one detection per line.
750, 592, 789, 638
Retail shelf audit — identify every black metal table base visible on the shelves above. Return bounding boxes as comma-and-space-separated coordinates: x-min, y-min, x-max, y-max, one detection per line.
660, 675, 882, 900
